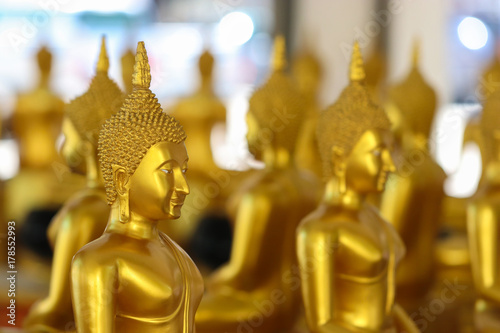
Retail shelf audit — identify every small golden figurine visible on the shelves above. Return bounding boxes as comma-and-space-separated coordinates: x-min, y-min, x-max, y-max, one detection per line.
5, 46, 83, 223
292, 50, 323, 178
467, 75, 500, 332
296, 42, 418, 333
195, 35, 319, 333
380, 42, 446, 311
71, 41, 204, 332
164, 49, 227, 247
23, 36, 124, 333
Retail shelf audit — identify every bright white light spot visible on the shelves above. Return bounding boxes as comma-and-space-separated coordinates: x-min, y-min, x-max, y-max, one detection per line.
217, 12, 254, 48
0, 139, 19, 180
444, 143, 481, 198
458, 17, 488, 50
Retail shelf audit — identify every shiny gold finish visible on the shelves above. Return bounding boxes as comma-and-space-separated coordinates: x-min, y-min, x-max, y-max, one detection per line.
5, 46, 84, 223
165, 49, 227, 246
195, 36, 320, 333
292, 50, 322, 177
71, 41, 204, 333
297, 41, 418, 333
23, 37, 124, 333
380, 43, 446, 311
468, 77, 500, 332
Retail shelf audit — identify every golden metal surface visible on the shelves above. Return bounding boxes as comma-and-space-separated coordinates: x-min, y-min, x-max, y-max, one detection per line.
194, 36, 320, 333
468, 71, 500, 332
297, 41, 418, 333
71, 41, 204, 333
165, 49, 227, 247
380, 43, 446, 311
23, 36, 124, 333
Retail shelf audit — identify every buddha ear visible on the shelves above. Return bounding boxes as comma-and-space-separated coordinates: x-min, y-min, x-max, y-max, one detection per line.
112, 165, 129, 195
331, 146, 347, 193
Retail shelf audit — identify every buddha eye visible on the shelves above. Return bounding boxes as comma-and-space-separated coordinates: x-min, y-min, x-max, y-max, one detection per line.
182, 168, 187, 174
372, 149, 381, 157
162, 169, 173, 174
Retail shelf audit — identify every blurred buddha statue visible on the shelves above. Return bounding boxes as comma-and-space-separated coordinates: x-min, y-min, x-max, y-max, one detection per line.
364, 41, 387, 104
467, 79, 500, 332
5, 45, 84, 225
24, 36, 124, 333
292, 50, 323, 178
164, 49, 227, 248
121, 48, 135, 94
71, 41, 204, 333
195, 36, 319, 333
297, 42, 418, 333
463, 53, 500, 189
380, 42, 446, 311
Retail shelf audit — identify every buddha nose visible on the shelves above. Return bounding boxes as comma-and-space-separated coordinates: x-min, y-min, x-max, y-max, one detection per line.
383, 149, 396, 173
175, 169, 190, 195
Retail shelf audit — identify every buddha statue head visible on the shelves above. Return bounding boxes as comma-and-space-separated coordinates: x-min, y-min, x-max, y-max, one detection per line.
62, 36, 124, 174
317, 41, 394, 194
121, 48, 135, 94
247, 35, 305, 162
292, 50, 322, 101
388, 41, 437, 143
37, 45, 52, 87
199, 49, 214, 88
99, 41, 189, 223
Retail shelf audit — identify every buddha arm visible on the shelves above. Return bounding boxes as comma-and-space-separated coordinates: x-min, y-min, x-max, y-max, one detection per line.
380, 175, 413, 232
209, 190, 271, 289
46, 209, 100, 308
71, 251, 116, 333
297, 226, 373, 333
468, 202, 500, 303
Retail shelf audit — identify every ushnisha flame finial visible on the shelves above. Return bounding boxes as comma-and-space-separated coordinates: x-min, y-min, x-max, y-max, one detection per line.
132, 41, 151, 90
271, 35, 287, 72
412, 38, 420, 68
96, 35, 109, 73
349, 41, 366, 82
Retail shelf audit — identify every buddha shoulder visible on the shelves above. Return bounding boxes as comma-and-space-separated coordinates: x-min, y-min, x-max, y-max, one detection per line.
298, 214, 387, 273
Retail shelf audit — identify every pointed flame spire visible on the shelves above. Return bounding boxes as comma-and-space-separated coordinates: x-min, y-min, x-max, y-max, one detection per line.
132, 41, 151, 90
412, 38, 420, 68
271, 35, 287, 72
349, 41, 366, 82
96, 36, 109, 73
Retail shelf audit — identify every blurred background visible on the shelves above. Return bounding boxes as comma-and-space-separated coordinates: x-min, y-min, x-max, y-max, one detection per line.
0, 0, 495, 196
0, 0, 496, 326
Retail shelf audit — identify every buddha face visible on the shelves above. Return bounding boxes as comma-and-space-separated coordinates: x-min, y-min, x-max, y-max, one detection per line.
340, 128, 395, 194
127, 141, 190, 221
61, 117, 86, 174
246, 111, 264, 160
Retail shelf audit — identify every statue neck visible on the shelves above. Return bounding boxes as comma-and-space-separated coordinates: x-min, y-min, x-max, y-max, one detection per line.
262, 146, 292, 170
39, 72, 50, 89
85, 147, 104, 189
485, 161, 500, 185
105, 204, 160, 240
323, 177, 364, 210
200, 76, 212, 93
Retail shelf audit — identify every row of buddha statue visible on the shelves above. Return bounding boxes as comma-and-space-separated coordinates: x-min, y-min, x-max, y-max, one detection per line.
1, 30, 498, 333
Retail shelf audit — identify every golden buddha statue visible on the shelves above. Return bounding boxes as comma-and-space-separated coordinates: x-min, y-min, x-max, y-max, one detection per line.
296, 42, 418, 333
467, 77, 500, 332
195, 35, 320, 333
164, 49, 227, 248
23, 36, 124, 333
292, 50, 323, 178
121, 48, 135, 94
380, 42, 446, 311
71, 41, 204, 332
5, 46, 83, 224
